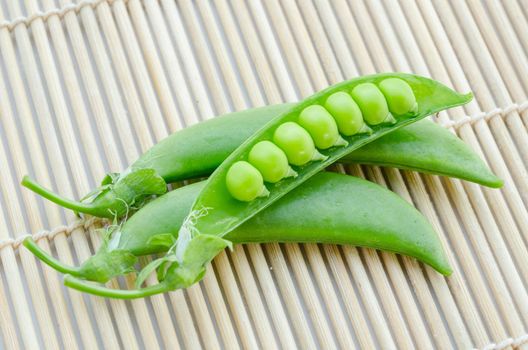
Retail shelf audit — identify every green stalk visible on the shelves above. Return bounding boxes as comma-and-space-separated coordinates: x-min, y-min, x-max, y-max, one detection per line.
64, 275, 171, 299
23, 238, 80, 275
21, 176, 101, 216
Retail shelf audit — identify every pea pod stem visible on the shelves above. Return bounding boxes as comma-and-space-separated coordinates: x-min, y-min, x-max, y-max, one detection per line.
23, 237, 81, 275
64, 275, 171, 299
21, 176, 102, 216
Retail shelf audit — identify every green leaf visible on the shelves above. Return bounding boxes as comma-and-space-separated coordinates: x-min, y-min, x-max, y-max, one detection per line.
156, 260, 172, 282
101, 173, 120, 186
113, 168, 167, 205
165, 235, 232, 288
81, 172, 120, 203
135, 254, 179, 289
182, 235, 232, 269
147, 233, 176, 249
135, 258, 167, 289
77, 249, 138, 283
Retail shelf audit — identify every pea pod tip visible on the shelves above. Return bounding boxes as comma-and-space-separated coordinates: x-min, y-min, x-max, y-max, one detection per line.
493, 177, 504, 188
462, 92, 473, 102
20, 174, 31, 186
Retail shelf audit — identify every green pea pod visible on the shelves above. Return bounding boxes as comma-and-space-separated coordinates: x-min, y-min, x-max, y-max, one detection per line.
22, 87, 498, 218
171, 74, 469, 277
24, 172, 451, 298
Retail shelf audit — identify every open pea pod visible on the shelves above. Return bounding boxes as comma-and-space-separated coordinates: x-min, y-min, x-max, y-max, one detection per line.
26, 172, 451, 298
154, 73, 470, 292
188, 73, 471, 238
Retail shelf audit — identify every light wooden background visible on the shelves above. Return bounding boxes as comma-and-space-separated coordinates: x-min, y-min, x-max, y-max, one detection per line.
0, 0, 527, 349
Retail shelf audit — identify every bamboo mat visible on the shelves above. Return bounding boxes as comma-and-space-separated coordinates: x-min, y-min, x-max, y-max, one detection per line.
0, 0, 527, 349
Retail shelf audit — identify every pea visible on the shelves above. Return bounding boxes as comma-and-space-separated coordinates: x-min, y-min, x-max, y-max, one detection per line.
379, 78, 418, 115
273, 122, 327, 166
226, 161, 269, 202
298, 105, 348, 149
324, 92, 372, 135
248, 141, 297, 183
351, 83, 396, 125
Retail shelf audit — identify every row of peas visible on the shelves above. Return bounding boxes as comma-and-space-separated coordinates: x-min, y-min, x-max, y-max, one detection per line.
226, 78, 418, 202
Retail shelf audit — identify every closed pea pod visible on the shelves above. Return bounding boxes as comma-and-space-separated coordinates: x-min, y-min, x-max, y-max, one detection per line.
272, 122, 326, 166
248, 141, 297, 183
25, 172, 452, 298
379, 78, 418, 115
325, 91, 372, 136
298, 105, 347, 149
226, 161, 269, 202
351, 83, 396, 125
